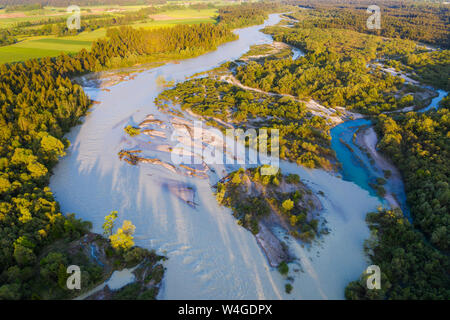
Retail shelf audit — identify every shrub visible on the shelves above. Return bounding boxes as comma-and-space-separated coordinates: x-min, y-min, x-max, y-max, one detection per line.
278, 261, 289, 276
282, 199, 294, 211
285, 283, 293, 294
285, 174, 300, 184
124, 125, 140, 137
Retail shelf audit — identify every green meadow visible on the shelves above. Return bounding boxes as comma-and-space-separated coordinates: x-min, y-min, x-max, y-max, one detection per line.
0, 7, 218, 63
0, 38, 92, 63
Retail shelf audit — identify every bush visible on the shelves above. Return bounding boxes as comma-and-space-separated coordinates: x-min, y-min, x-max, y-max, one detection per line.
285, 283, 293, 294
282, 199, 294, 211
124, 125, 140, 137
285, 174, 300, 184
278, 261, 289, 276
138, 288, 158, 300
113, 283, 142, 300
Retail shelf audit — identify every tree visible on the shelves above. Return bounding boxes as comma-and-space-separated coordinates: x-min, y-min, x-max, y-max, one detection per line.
272, 176, 280, 186
285, 283, 293, 294
110, 220, 136, 251
102, 210, 118, 237
27, 161, 48, 179
278, 261, 289, 276
231, 172, 242, 184
282, 199, 294, 211
0, 176, 11, 194
40, 133, 66, 163
13, 245, 36, 267
0, 284, 21, 300
40, 252, 68, 282
124, 125, 140, 137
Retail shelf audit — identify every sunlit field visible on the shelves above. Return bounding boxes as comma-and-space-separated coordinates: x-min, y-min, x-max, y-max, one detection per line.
0, 6, 218, 63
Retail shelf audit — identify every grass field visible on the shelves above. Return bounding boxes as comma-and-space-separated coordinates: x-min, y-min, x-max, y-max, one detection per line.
0, 7, 218, 64
0, 38, 92, 63
0, 5, 148, 27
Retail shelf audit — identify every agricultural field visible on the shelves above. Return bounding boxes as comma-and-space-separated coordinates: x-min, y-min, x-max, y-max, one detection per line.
130, 8, 217, 27
0, 39, 91, 63
0, 6, 219, 63
0, 5, 148, 28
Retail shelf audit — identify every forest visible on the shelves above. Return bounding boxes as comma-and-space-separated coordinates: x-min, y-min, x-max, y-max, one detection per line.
217, 2, 286, 29
155, 77, 335, 170
0, 55, 94, 298
93, 23, 236, 66
284, 0, 449, 49
375, 104, 449, 252
395, 50, 450, 91
345, 208, 450, 299
235, 26, 415, 114
284, 3, 450, 91
231, 8, 449, 114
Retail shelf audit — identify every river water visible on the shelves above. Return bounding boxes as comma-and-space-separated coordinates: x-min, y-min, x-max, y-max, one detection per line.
50, 14, 384, 299
331, 89, 448, 222
331, 119, 411, 217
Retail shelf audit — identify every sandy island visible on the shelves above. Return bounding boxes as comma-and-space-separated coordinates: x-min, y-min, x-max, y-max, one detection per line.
355, 126, 403, 210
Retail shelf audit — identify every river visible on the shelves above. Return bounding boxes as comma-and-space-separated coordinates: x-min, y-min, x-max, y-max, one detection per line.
331, 118, 411, 218
331, 89, 448, 223
51, 13, 388, 299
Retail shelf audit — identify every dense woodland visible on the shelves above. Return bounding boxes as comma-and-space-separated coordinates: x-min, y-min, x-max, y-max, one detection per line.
284, 3, 450, 90
94, 23, 236, 65
217, 2, 285, 28
375, 105, 449, 251
395, 50, 450, 91
345, 208, 450, 299
155, 77, 335, 170
285, 0, 449, 48
0, 56, 94, 298
236, 26, 415, 114
232, 8, 449, 114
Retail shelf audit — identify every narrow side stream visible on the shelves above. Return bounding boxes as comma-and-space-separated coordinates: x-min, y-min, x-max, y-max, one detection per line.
331, 89, 448, 222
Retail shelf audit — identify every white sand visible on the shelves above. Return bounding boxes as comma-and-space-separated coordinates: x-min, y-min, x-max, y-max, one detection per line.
107, 268, 136, 290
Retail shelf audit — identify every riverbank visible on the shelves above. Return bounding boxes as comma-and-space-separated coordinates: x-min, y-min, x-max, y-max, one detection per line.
355, 126, 403, 210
